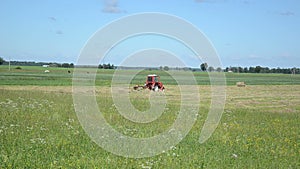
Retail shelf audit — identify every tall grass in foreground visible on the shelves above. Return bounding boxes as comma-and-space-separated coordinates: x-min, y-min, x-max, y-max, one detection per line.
0, 86, 299, 168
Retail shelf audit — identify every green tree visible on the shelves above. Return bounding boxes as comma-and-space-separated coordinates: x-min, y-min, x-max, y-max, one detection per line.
61, 63, 70, 68
200, 63, 208, 72
208, 66, 214, 72
255, 66, 262, 73
249, 67, 255, 73
0, 57, 4, 65
98, 63, 114, 69
216, 67, 222, 72
163, 66, 169, 71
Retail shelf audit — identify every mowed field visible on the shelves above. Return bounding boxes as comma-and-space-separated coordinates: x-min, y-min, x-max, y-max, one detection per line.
0, 66, 300, 168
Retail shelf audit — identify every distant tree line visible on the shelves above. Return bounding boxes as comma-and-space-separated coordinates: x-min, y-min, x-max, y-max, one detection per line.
200, 62, 299, 74
225, 66, 300, 74
0, 58, 74, 68
159, 66, 170, 71
60, 63, 74, 68
98, 63, 115, 69
1, 57, 299, 74
200, 63, 223, 72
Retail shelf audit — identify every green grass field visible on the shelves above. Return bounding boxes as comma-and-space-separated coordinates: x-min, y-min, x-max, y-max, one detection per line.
0, 65, 299, 168
1, 65, 300, 86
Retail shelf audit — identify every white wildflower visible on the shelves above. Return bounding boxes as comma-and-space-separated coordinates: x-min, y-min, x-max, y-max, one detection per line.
141, 164, 151, 169
40, 127, 47, 131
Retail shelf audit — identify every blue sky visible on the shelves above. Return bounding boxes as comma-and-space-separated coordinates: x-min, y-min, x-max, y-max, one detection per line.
0, 0, 299, 68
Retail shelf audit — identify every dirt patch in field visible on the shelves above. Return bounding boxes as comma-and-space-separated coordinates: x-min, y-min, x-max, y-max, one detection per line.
1, 85, 299, 113
225, 85, 300, 113
0, 85, 73, 93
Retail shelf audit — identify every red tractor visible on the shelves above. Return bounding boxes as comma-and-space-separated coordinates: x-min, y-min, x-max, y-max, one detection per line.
145, 74, 165, 91
133, 74, 165, 91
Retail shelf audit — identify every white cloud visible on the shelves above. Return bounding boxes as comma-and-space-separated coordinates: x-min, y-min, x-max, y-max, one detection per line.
279, 11, 295, 16
248, 54, 260, 59
194, 0, 253, 4
194, 0, 218, 3
55, 30, 63, 35
48, 16, 57, 21
102, 0, 124, 13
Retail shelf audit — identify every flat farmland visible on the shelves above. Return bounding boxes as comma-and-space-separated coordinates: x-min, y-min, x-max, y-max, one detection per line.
0, 66, 299, 168
1, 65, 300, 86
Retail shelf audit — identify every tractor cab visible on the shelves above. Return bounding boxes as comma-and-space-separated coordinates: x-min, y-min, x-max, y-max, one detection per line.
147, 75, 159, 83
145, 74, 165, 91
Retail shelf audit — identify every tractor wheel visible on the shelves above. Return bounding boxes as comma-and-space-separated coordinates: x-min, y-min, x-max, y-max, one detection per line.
154, 85, 159, 92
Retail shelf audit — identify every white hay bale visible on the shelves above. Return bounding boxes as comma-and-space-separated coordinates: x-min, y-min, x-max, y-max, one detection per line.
236, 81, 246, 87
